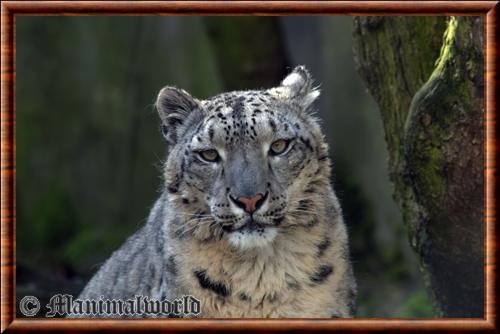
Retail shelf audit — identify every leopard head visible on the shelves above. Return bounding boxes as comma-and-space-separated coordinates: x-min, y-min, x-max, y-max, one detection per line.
156, 66, 330, 250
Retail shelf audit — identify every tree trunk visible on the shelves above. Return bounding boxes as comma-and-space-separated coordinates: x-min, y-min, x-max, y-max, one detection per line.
203, 17, 290, 90
352, 16, 484, 317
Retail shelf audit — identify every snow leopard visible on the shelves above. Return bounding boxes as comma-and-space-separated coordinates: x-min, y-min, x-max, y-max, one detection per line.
76, 66, 357, 318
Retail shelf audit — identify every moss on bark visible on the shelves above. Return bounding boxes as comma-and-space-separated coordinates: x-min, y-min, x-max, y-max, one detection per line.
353, 16, 484, 317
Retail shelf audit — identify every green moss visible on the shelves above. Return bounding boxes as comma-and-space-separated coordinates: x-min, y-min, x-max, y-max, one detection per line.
430, 17, 458, 81
418, 144, 446, 199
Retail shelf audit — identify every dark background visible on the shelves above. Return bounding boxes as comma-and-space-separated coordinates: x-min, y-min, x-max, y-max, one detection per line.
16, 16, 434, 317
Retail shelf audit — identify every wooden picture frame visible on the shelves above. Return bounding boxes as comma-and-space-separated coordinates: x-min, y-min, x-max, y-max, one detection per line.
1, 1, 497, 332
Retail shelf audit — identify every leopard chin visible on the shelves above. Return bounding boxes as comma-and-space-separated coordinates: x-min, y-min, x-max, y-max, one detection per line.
227, 226, 278, 250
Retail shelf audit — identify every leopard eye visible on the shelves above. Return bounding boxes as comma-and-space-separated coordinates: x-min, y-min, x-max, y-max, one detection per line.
269, 139, 290, 156
199, 149, 220, 162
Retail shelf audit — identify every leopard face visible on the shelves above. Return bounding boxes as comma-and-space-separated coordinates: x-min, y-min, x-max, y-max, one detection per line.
157, 66, 329, 249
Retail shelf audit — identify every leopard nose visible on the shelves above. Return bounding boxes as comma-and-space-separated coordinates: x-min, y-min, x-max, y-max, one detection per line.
230, 193, 267, 214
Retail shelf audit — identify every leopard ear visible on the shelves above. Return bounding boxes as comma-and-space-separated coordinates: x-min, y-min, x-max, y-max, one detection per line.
156, 86, 200, 144
272, 66, 320, 110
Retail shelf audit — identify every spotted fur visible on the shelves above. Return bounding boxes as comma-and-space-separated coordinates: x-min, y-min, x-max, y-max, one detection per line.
77, 66, 357, 318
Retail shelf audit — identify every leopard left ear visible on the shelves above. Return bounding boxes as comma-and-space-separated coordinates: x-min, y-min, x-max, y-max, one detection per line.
271, 66, 320, 110
155, 86, 200, 144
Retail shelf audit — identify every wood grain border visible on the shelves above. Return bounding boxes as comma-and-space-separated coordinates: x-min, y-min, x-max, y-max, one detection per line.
1, 1, 497, 332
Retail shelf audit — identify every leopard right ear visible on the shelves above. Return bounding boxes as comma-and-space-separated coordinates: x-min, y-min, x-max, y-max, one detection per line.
155, 86, 200, 144
269, 66, 320, 111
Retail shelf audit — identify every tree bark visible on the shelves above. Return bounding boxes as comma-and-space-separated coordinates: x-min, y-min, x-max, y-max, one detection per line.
352, 16, 484, 317
203, 17, 289, 90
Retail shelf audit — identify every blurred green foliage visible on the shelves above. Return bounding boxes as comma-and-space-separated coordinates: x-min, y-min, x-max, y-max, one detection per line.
16, 16, 434, 318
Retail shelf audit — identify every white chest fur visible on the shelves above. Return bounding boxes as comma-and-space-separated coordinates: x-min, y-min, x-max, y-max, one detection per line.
172, 220, 349, 317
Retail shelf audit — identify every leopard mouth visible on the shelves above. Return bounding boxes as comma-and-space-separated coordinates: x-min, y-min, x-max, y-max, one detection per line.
222, 217, 267, 233
220, 212, 285, 234
226, 219, 279, 249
